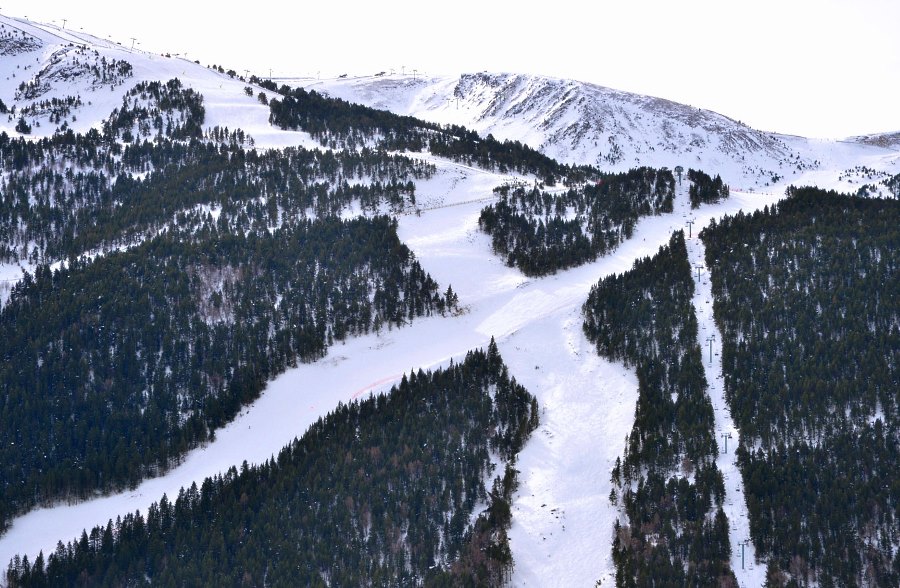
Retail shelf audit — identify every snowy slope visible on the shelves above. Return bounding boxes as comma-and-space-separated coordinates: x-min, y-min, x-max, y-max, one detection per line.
0, 146, 781, 586
0, 15, 313, 149
2, 14, 900, 588
686, 224, 764, 587
849, 130, 900, 150
290, 72, 900, 192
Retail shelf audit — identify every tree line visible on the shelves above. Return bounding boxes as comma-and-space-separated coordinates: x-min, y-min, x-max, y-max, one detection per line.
479, 167, 674, 275
583, 231, 735, 586
6, 343, 538, 587
0, 214, 456, 534
701, 187, 899, 587
0, 102, 434, 263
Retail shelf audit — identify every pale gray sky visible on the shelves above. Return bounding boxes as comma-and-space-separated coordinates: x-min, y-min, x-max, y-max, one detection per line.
4, 0, 898, 138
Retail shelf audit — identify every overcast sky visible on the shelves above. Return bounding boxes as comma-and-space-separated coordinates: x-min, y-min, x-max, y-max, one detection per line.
4, 0, 898, 138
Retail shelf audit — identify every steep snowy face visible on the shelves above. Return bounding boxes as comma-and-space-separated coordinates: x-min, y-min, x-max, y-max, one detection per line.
308, 71, 813, 186
452, 73, 805, 174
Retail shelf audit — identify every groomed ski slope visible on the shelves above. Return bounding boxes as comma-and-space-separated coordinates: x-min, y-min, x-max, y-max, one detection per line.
686, 222, 764, 587
0, 152, 782, 585
2, 15, 899, 585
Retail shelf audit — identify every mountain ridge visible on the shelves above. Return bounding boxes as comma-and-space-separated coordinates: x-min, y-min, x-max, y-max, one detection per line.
289, 72, 827, 187
4, 11, 898, 195
1, 12, 899, 588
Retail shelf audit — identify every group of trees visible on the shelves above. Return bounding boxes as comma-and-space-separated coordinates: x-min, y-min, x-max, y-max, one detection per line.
479, 167, 674, 275
583, 232, 735, 586
0, 23, 42, 56
701, 188, 900, 586
6, 344, 539, 587
687, 168, 729, 209
0, 78, 483, 533
103, 78, 205, 142
266, 82, 598, 182
16, 95, 82, 127
14, 118, 31, 134
17, 55, 900, 586
886, 172, 900, 198
0, 214, 456, 533
0, 93, 435, 264
15, 47, 133, 102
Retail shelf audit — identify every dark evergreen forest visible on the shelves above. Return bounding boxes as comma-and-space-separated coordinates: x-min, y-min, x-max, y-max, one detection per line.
701, 188, 899, 587
583, 232, 735, 587
687, 168, 729, 209
265, 82, 599, 183
478, 167, 674, 276
0, 81, 433, 264
0, 215, 452, 533
5, 344, 539, 588
3, 55, 897, 587
0, 79, 464, 533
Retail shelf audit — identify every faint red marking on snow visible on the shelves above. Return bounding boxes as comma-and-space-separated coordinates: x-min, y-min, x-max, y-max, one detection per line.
350, 374, 403, 400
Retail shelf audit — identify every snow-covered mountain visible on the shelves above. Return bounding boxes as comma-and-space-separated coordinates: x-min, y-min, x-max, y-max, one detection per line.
0, 15, 314, 151
287, 71, 900, 192
320, 73, 797, 169
1, 12, 899, 588
850, 130, 900, 150
3, 11, 897, 193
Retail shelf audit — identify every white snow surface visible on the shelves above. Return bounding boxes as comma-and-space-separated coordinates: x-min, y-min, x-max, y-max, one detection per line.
2, 14, 900, 587
0, 160, 781, 586
286, 73, 900, 191
0, 15, 315, 150
686, 225, 767, 587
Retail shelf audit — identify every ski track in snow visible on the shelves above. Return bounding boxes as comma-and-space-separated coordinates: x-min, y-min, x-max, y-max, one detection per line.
687, 229, 766, 588
0, 155, 780, 585
3, 16, 900, 585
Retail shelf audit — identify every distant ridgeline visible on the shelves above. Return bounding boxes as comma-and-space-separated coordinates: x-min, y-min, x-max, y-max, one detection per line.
5, 344, 539, 588
262, 79, 598, 183
701, 188, 899, 587
479, 167, 674, 276
0, 78, 459, 533
583, 232, 735, 586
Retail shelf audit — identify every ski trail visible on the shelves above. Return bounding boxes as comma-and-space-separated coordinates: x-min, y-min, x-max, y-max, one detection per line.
500, 308, 639, 588
686, 232, 764, 587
